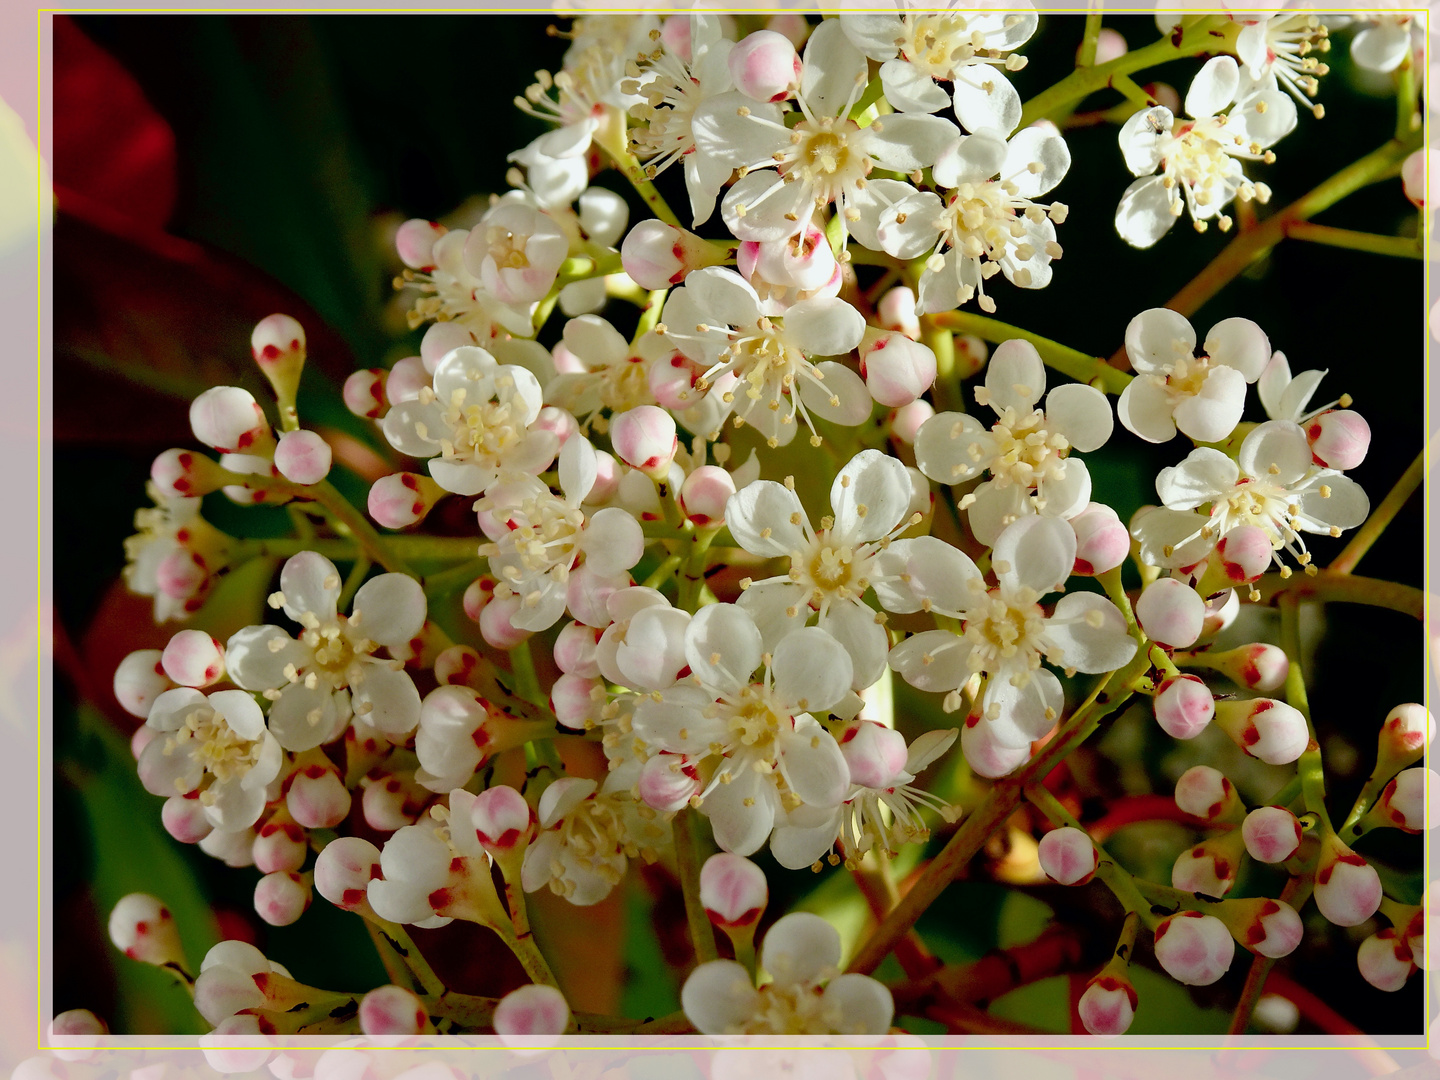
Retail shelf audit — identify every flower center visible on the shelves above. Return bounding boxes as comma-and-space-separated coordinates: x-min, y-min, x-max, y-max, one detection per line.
722, 685, 790, 756
787, 117, 868, 205
485, 226, 531, 270
987, 407, 1070, 489
741, 982, 832, 1034
556, 795, 629, 879
431, 375, 529, 465
170, 707, 261, 790
901, 14, 982, 78
1161, 353, 1213, 397
963, 585, 1046, 680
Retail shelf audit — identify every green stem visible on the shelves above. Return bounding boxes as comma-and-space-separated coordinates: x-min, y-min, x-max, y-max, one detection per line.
499, 924, 560, 987
1109, 72, 1156, 110
368, 919, 446, 997
1249, 571, 1425, 621
642, 552, 684, 591
675, 807, 719, 964
930, 310, 1131, 394
596, 121, 682, 229
309, 480, 412, 575
510, 640, 544, 708
1329, 445, 1427, 574
1284, 222, 1423, 259
1395, 58, 1418, 139
421, 557, 488, 600
1076, 10, 1103, 68
338, 554, 372, 611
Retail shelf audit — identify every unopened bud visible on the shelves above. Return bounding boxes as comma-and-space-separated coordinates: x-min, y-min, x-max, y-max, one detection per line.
493, 984, 571, 1042
1077, 974, 1136, 1036
550, 672, 603, 729
462, 576, 497, 622
1068, 503, 1128, 576
1135, 577, 1205, 648
162, 792, 213, 843
1219, 897, 1304, 958
343, 369, 388, 419
253, 818, 307, 874
1315, 832, 1383, 926
1376, 767, 1439, 832
160, 630, 225, 688
1171, 830, 1244, 897
359, 984, 428, 1035
314, 836, 381, 911
1213, 698, 1309, 765
471, 785, 535, 853
840, 721, 909, 790
273, 430, 332, 486
386, 356, 430, 405
395, 219, 447, 270
649, 350, 704, 411
254, 871, 311, 926
190, 385, 274, 455
251, 314, 306, 406
1198, 643, 1289, 692
1037, 826, 1099, 885
533, 405, 578, 449
861, 331, 937, 408
50, 1009, 109, 1061
961, 712, 1032, 778
611, 405, 678, 477
287, 762, 352, 829
109, 893, 187, 968
1154, 675, 1214, 740
151, 448, 228, 498
434, 644, 480, 686
679, 465, 736, 526
1093, 27, 1128, 64
877, 286, 920, 340
1306, 409, 1371, 471
638, 753, 701, 812
1173, 765, 1239, 822
953, 333, 989, 378
729, 30, 801, 102
114, 649, 173, 719
699, 852, 768, 928
1153, 912, 1234, 985
479, 593, 533, 649
1358, 928, 1415, 991
369, 472, 446, 529
552, 622, 601, 678
1194, 525, 1273, 595
1242, 806, 1302, 863
889, 399, 934, 445
1401, 149, 1438, 210
621, 220, 726, 290
745, 225, 838, 293
1378, 703, 1433, 771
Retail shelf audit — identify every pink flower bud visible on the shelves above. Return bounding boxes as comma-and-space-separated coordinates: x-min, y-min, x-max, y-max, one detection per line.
1093, 27, 1128, 64
155, 548, 207, 603
1135, 578, 1206, 648
314, 836, 381, 911
1232, 898, 1304, 958
1379, 702, 1434, 764
462, 576, 496, 621
190, 386, 272, 454
1077, 975, 1136, 1036
1173, 765, 1237, 821
533, 405, 578, 449
254, 871, 311, 927
1204, 643, 1289, 692
251, 314, 305, 371
151, 448, 227, 497
273, 430, 332, 486
699, 852, 768, 928
114, 649, 172, 719
1068, 503, 1128, 576
877, 286, 919, 339
861, 332, 937, 408
361, 773, 426, 832
840, 721, 909, 790
954, 333, 989, 378
369, 473, 445, 529
386, 356, 429, 405
1153, 911, 1234, 986
553, 621, 601, 678
343, 369, 388, 419
679, 465, 736, 526
421, 321, 482, 372
1378, 767, 1438, 832
1401, 149, 1437, 209
746, 225, 837, 292
162, 792, 212, 843
889, 400, 934, 445
471, 785, 535, 852
550, 672, 603, 730
1200, 588, 1239, 638
1171, 837, 1239, 897
479, 594, 533, 649
660, 14, 693, 60
1306, 409, 1371, 470
359, 985, 428, 1035
588, 448, 622, 503
1315, 833, 1383, 927
1358, 928, 1416, 991
50, 1008, 108, 1061
621, 219, 726, 290
160, 629, 225, 687
729, 30, 801, 102
1242, 806, 1302, 863
254, 818, 307, 874
567, 565, 631, 628
1213, 699, 1309, 765
108, 893, 186, 967
1037, 826, 1098, 885
287, 762, 352, 829
611, 406, 677, 476
648, 351, 704, 412
1154, 675, 1214, 740
766, 13, 809, 46
131, 723, 157, 759
396, 219, 446, 270
1207, 525, 1274, 588
494, 984, 571, 1043
198, 1021, 274, 1072
434, 644, 480, 686
961, 712, 1032, 778
638, 753, 701, 812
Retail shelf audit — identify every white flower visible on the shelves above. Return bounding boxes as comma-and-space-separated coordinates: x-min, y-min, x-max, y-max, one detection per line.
1115, 56, 1295, 248
477, 436, 645, 632
461, 198, 568, 307
889, 515, 1136, 751
545, 316, 661, 429
1235, 13, 1332, 115
383, 345, 556, 497
1131, 420, 1370, 571
661, 266, 872, 446
123, 484, 230, 622
1256, 350, 1347, 425
737, 224, 843, 317
682, 913, 893, 1034
632, 605, 853, 857
1118, 308, 1271, 443
880, 123, 1070, 315
693, 20, 957, 243
914, 339, 1112, 545
725, 449, 922, 689
520, 776, 667, 906
224, 552, 427, 751
395, 227, 535, 339
1347, 15, 1421, 75
137, 687, 283, 833
367, 791, 491, 927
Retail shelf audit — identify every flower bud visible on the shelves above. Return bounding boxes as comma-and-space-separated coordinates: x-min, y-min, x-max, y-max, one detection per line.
533, 405, 578, 449
1067, 503, 1128, 576
590, 448, 622, 503
679, 465, 736, 526
1220, 897, 1304, 958
471, 785, 535, 853
1199, 643, 1289, 692
462, 576, 496, 622
273, 430, 332, 486
889, 399, 934, 445
1153, 675, 1214, 740
840, 721, 910, 790
861, 332, 937, 408
952, 333, 989, 378
1153, 912, 1234, 986
287, 761, 352, 829
567, 564, 630, 628
253, 817, 307, 875
361, 772, 427, 832
1242, 806, 1302, 863
1194, 525, 1273, 596
620, 219, 726, 290
198, 1021, 273, 1073
386, 356, 429, 405
343, 368, 388, 419
552, 621, 601, 678
649, 350, 705, 411
1200, 588, 1239, 638
131, 723, 157, 759
1135, 578, 1205, 648
151, 448, 227, 498
1315, 832, 1383, 927
877, 286, 920, 339
1037, 826, 1098, 885
190, 385, 274, 455
493, 984, 570, 1042
550, 673, 603, 729
1213, 698, 1309, 765
1173, 765, 1240, 822
638, 753, 701, 812
369, 472, 446, 529
395, 219, 446, 270
1378, 702, 1433, 771
108, 893, 186, 968
1376, 767, 1438, 832
50, 1009, 109, 1061
961, 712, 1032, 778
745, 225, 838, 293
359, 985, 428, 1035
251, 314, 306, 405
160, 629, 225, 688
729, 30, 801, 102
434, 644, 480, 686
254, 871, 311, 927
1171, 830, 1244, 897
1307, 409, 1370, 470
479, 593, 533, 649
1401, 149, 1438, 209
1077, 974, 1136, 1036
314, 836, 381, 911
162, 792, 213, 843
611, 406, 678, 477
114, 649, 173, 719
1358, 927, 1416, 991
699, 852, 768, 929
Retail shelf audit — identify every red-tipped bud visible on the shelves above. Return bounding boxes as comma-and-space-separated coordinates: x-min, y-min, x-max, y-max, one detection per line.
840, 721, 910, 790
1171, 831, 1243, 897
254, 871, 311, 927
680, 465, 736, 526
160, 629, 225, 688
889, 399, 934, 445
314, 836, 381, 912
729, 30, 801, 102
273, 430, 332, 486
1201, 643, 1289, 692
533, 405, 578, 450
550, 672, 603, 730
1358, 928, 1416, 991
961, 713, 1032, 778
479, 593, 533, 649
493, 984, 570, 1043
611, 405, 678, 478
1154, 674, 1214, 740
1213, 698, 1308, 765
1376, 767, 1438, 832
151, 448, 228, 498
162, 792, 213, 843
1220, 897, 1304, 958
114, 649, 173, 719
620, 219, 726, 290
108, 893, 186, 968
1242, 806, 1302, 863
462, 576, 497, 622
343, 368, 388, 419
396, 219, 446, 270
1069, 502, 1128, 576
1378, 702, 1433, 771
553, 621, 602, 677
1173, 765, 1240, 823
253, 818, 307, 874
699, 852, 768, 929
1314, 832, 1383, 927
251, 314, 306, 401
50, 1009, 109, 1061
191, 385, 274, 455
1195, 525, 1273, 595
649, 350, 706, 411
360, 985, 428, 1035
471, 785, 535, 853
1037, 826, 1099, 885
1135, 578, 1205, 648
434, 644, 480, 686
953, 333, 989, 378
1153, 911, 1234, 986
368, 472, 446, 529
1307, 409, 1370, 470
287, 761, 352, 829
877, 286, 920, 340
861, 331, 937, 408
1078, 974, 1136, 1036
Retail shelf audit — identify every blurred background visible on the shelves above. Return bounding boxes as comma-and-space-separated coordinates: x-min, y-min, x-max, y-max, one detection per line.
52, 13, 1425, 1035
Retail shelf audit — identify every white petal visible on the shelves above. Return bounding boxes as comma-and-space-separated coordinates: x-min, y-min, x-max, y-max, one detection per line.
351, 663, 421, 737
225, 626, 307, 692
992, 514, 1076, 595
1257, 351, 1293, 419
1171, 365, 1247, 444
914, 411, 996, 485
559, 435, 598, 505
618, 606, 693, 690
682, 961, 760, 1035
267, 683, 340, 753
889, 630, 976, 694
784, 297, 866, 356
984, 669, 1064, 748
800, 20, 868, 120
952, 67, 1021, 134
208, 689, 265, 741
1117, 377, 1178, 443
538, 776, 596, 828
831, 449, 911, 542
1125, 307, 1195, 374
352, 573, 427, 648
839, 14, 903, 62
204, 778, 267, 833
1238, 421, 1313, 486
726, 481, 809, 557
686, 604, 763, 697
1045, 384, 1112, 453
770, 815, 843, 870
1043, 593, 1137, 673
580, 507, 645, 574
684, 149, 734, 229
563, 314, 629, 368
1118, 107, 1172, 175
818, 599, 888, 691
760, 912, 841, 987
1157, 449, 1239, 509
1278, 367, 1327, 423
961, 716, 1031, 778
1297, 474, 1369, 531
1185, 56, 1239, 118
1131, 506, 1214, 569
823, 974, 895, 1035
933, 129, 1006, 188
685, 266, 763, 330
1229, 89, 1297, 148
1115, 175, 1178, 249
737, 579, 812, 652
845, 178, 920, 252
723, 170, 811, 242
772, 626, 853, 713
692, 91, 789, 168
967, 480, 1030, 548
779, 718, 851, 807
279, 551, 341, 625
878, 192, 944, 260
879, 58, 951, 114
428, 459, 493, 497
1353, 22, 1412, 73
1002, 127, 1071, 199
1036, 458, 1092, 521
704, 768, 775, 855
897, 535, 984, 614
985, 339, 1046, 413
797, 361, 873, 427
1205, 318, 1270, 382
866, 113, 956, 172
